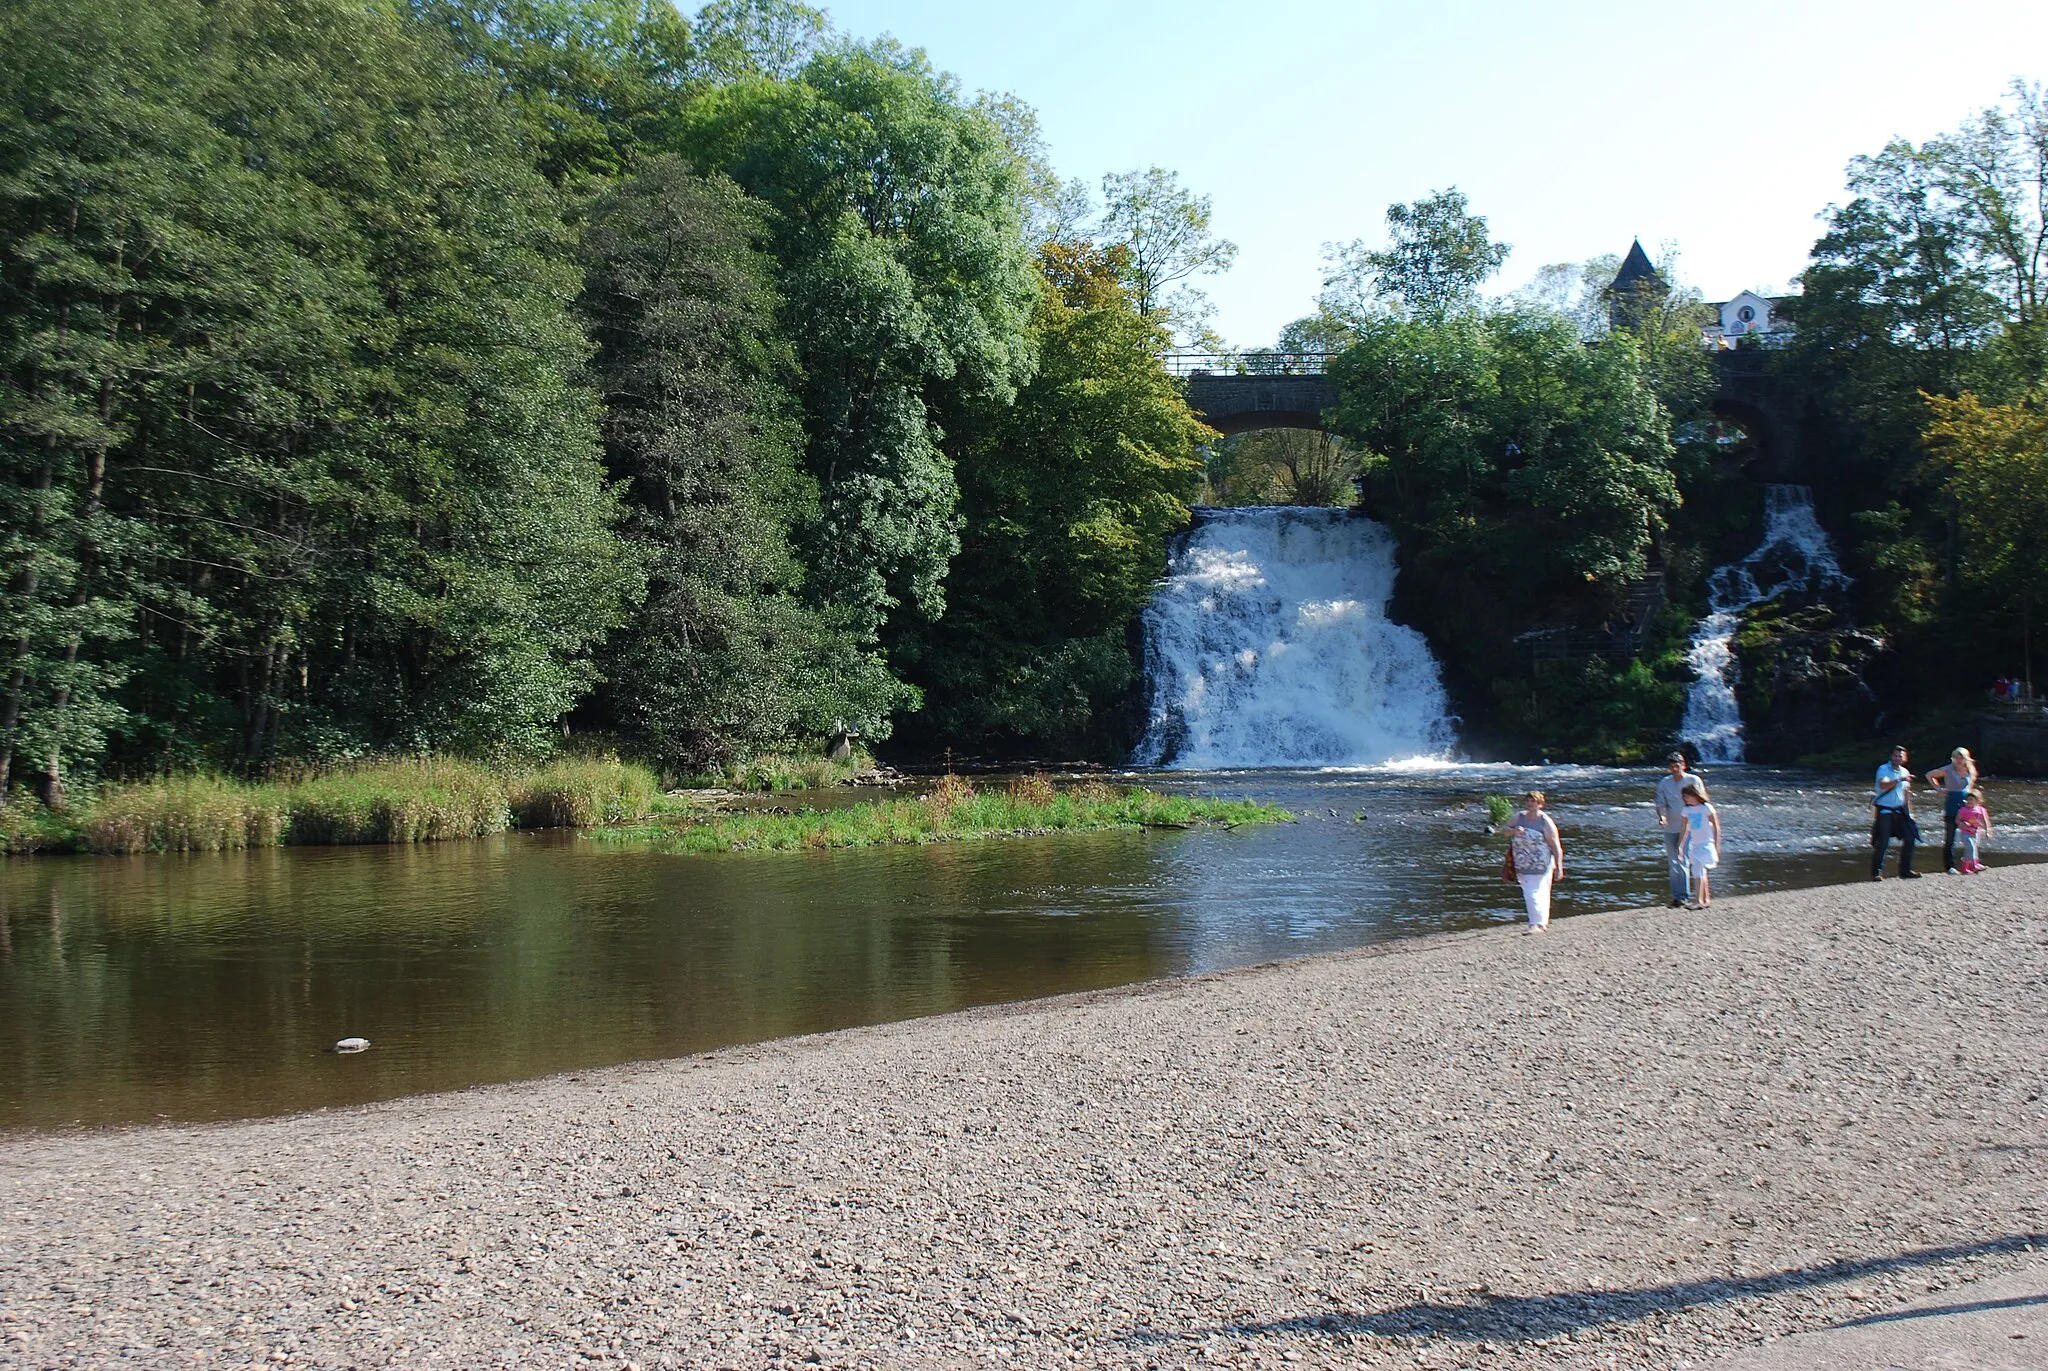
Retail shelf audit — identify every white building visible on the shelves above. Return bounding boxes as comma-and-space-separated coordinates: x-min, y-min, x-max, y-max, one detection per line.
1702, 289, 1791, 348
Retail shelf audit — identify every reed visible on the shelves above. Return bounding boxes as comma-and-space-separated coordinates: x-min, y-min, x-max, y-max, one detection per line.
508, 756, 660, 828
596, 781, 1289, 855
282, 758, 511, 845
78, 775, 288, 854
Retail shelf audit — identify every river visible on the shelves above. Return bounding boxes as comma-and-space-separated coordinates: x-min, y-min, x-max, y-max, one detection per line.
5, 764, 2042, 1131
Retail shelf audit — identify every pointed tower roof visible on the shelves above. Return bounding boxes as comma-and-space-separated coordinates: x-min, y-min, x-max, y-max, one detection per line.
1611, 239, 1664, 294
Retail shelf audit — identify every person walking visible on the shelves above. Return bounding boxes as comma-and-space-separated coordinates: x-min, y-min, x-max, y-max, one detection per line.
1924, 747, 1978, 874
1654, 752, 1698, 908
1678, 779, 1723, 908
1871, 744, 1920, 880
1956, 789, 1994, 873
1505, 791, 1565, 934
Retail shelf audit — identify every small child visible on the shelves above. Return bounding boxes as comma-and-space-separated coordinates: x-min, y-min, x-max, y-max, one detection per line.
1680, 779, 1722, 909
1956, 789, 1993, 874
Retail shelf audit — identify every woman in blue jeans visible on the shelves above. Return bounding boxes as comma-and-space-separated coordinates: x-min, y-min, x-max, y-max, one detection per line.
1924, 747, 1977, 874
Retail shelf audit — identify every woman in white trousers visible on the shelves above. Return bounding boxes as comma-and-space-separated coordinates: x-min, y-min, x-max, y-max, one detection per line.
1505, 791, 1565, 933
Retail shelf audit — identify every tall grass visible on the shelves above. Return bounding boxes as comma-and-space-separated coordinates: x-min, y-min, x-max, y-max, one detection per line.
283, 758, 512, 845
697, 749, 876, 792
3, 755, 663, 855
81, 775, 288, 854
597, 774, 1290, 855
510, 756, 661, 828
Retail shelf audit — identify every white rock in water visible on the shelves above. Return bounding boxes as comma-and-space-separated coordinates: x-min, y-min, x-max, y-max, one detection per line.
332, 1037, 371, 1054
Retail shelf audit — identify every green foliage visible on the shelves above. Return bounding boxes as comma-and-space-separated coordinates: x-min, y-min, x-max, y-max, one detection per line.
681, 39, 1040, 643
1096, 166, 1238, 342
601, 778, 1289, 854
715, 749, 875, 792
1482, 793, 1512, 826
903, 242, 1208, 754
1322, 187, 1510, 321
1204, 430, 1358, 507
0, 0, 634, 798
1330, 309, 1678, 591
577, 155, 905, 766
1493, 657, 1684, 765
408, 0, 693, 186
508, 756, 661, 827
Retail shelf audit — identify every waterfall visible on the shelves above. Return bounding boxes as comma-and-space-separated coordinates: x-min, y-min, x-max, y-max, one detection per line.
1133, 506, 1455, 769
1680, 484, 1849, 763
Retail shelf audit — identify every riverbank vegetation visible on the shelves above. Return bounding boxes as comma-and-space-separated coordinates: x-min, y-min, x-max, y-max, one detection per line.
597, 775, 1288, 855
0, 757, 659, 855
0, 0, 1221, 802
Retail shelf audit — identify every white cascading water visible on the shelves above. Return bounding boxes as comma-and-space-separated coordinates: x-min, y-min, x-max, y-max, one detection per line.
1680, 484, 1850, 763
1133, 507, 1455, 769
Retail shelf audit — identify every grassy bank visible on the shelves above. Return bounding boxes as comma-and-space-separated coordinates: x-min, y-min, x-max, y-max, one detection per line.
0, 756, 660, 856
595, 774, 1290, 855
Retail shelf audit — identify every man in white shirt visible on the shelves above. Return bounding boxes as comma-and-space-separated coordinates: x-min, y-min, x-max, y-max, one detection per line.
1871, 744, 1920, 880
1653, 751, 1697, 908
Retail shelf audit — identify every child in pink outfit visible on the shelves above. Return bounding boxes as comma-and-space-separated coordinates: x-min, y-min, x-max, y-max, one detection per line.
1956, 790, 1993, 873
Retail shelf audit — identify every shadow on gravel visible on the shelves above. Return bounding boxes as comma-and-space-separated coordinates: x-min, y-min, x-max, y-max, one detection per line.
1126, 1233, 2046, 1347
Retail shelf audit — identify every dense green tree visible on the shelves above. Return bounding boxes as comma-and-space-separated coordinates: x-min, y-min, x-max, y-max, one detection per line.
0, 0, 634, 796
680, 39, 1040, 646
905, 242, 1208, 752
1924, 389, 2048, 693
577, 156, 905, 765
408, 0, 693, 186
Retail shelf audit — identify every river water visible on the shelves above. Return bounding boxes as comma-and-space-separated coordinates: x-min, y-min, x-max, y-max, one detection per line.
6, 765, 2044, 1131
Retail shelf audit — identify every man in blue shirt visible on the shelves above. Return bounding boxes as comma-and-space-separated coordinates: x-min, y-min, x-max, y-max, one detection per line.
1871, 744, 1920, 880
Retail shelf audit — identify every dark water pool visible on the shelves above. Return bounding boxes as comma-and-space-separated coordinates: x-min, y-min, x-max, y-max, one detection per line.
4, 765, 2041, 1130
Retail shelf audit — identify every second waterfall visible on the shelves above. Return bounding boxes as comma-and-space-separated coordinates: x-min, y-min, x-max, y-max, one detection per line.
1133, 507, 1455, 769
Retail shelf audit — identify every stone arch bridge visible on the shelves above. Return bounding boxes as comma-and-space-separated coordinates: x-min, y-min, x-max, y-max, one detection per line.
1172, 349, 1808, 473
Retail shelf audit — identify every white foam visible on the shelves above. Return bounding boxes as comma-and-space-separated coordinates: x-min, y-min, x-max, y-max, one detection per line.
1680, 485, 1849, 764
1133, 507, 1456, 769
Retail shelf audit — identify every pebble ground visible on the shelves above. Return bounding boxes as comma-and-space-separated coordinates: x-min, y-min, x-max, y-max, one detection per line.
4, 865, 2045, 1370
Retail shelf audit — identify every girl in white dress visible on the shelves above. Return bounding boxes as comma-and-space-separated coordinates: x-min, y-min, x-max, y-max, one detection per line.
1679, 779, 1722, 909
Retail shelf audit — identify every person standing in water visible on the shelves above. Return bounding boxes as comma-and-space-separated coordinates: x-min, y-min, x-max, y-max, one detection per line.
1871, 744, 1920, 880
1924, 747, 1977, 874
1678, 779, 1723, 908
1654, 751, 1699, 908
1956, 789, 1994, 873
1505, 791, 1565, 934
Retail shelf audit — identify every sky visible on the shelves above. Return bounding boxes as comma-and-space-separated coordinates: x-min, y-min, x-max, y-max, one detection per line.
813, 0, 2048, 347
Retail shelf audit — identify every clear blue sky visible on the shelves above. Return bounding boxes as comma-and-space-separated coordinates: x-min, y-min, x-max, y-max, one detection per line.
815, 0, 2048, 347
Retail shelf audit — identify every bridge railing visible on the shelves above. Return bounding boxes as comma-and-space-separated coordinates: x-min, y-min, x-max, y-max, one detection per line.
1160, 351, 1336, 378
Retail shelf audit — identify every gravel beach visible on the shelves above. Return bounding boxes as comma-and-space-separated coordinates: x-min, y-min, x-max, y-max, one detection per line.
4, 864, 2045, 1370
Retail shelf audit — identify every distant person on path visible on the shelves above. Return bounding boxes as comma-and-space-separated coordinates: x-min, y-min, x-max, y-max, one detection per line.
1925, 746, 1978, 874
1678, 779, 1722, 909
1654, 752, 1699, 908
1956, 790, 1994, 873
1871, 744, 1920, 880
1505, 791, 1564, 934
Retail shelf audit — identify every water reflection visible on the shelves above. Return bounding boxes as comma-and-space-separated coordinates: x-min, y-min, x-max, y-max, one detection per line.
4, 765, 2042, 1130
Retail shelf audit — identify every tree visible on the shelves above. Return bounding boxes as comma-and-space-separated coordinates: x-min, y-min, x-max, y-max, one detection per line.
1322, 187, 1510, 321
407, 0, 693, 186
1204, 430, 1357, 507
686, 0, 828, 84
681, 39, 1039, 650
0, 0, 635, 793
1096, 166, 1238, 341
577, 156, 906, 765
906, 241, 1208, 752
1923, 389, 2048, 693
1928, 79, 2048, 385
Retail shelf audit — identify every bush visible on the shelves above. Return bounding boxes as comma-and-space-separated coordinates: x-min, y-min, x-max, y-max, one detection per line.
1483, 793, 1513, 825
78, 776, 286, 854
1, 796, 79, 854
1004, 772, 1059, 807
509, 757, 660, 828
283, 759, 510, 845
722, 749, 874, 792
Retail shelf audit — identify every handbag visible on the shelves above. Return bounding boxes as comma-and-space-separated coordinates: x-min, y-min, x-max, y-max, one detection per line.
1502, 845, 1518, 883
